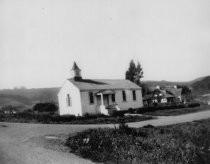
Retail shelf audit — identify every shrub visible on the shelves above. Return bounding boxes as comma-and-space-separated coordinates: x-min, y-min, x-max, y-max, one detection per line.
83, 113, 107, 119
188, 103, 200, 108
136, 102, 200, 114
53, 115, 76, 122
66, 120, 210, 163
128, 108, 135, 113
111, 110, 128, 117
0, 110, 152, 124
33, 102, 58, 113
0, 105, 20, 114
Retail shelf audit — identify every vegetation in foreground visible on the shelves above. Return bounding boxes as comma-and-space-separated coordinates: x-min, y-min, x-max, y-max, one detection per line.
138, 103, 209, 116
0, 101, 207, 124
66, 119, 210, 164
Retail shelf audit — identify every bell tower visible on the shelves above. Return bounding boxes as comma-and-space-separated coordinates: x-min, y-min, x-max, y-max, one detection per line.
71, 62, 82, 81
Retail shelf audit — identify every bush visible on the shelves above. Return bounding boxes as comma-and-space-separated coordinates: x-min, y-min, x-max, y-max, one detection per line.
0, 110, 152, 124
83, 113, 107, 119
136, 102, 200, 114
66, 120, 210, 163
188, 102, 200, 108
111, 110, 128, 117
33, 102, 58, 113
128, 108, 135, 113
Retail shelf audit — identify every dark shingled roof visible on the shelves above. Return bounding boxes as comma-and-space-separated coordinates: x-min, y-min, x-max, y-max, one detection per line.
165, 88, 182, 98
69, 79, 141, 91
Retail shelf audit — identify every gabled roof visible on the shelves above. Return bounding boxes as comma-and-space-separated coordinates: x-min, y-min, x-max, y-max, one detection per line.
72, 62, 81, 70
68, 79, 141, 91
165, 93, 175, 98
149, 86, 182, 98
165, 88, 182, 97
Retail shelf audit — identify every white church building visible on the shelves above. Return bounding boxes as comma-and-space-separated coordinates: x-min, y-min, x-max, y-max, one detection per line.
58, 62, 143, 116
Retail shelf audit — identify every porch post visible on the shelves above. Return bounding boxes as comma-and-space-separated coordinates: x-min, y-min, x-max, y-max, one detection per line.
97, 93, 108, 115
100, 93, 104, 105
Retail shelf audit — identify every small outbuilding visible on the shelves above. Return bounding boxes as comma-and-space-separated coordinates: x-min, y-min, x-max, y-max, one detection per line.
202, 94, 210, 105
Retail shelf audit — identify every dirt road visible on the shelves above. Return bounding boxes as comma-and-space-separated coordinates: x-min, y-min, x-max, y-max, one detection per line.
128, 110, 210, 127
0, 123, 114, 164
1, 110, 210, 164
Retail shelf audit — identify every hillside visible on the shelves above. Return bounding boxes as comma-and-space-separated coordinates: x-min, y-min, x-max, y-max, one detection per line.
191, 76, 210, 95
0, 87, 60, 107
142, 80, 190, 88
0, 76, 209, 107
187, 76, 207, 85
142, 76, 210, 95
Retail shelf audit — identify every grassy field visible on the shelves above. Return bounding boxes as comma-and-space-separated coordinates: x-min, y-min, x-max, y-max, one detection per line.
141, 104, 210, 116
66, 119, 210, 164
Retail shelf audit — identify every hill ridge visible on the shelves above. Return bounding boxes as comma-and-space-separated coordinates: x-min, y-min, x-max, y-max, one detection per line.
0, 76, 210, 107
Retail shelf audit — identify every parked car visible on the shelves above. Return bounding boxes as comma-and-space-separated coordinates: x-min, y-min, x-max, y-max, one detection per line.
107, 104, 120, 115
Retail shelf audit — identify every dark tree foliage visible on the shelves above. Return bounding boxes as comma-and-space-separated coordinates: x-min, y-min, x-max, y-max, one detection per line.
33, 102, 58, 113
177, 85, 191, 95
177, 85, 192, 102
134, 62, 144, 86
125, 60, 136, 82
140, 83, 149, 96
125, 60, 143, 85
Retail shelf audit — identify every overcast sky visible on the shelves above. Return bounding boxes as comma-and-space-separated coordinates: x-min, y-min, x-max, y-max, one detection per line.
0, 0, 210, 89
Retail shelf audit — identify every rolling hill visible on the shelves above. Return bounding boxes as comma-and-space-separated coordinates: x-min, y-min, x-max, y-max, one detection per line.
142, 76, 210, 95
0, 87, 60, 107
142, 76, 207, 88
0, 76, 210, 107
142, 80, 189, 88
191, 76, 210, 95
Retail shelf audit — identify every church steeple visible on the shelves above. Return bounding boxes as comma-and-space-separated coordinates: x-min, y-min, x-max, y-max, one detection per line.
71, 62, 82, 81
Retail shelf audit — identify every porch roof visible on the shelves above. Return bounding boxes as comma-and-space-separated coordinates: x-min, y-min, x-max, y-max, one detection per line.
95, 90, 115, 95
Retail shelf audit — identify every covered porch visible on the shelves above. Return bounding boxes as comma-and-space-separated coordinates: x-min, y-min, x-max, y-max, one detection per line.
95, 90, 120, 115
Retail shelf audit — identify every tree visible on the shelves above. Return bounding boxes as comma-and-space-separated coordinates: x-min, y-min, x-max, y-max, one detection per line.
134, 62, 144, 86
177, 85, 192, 102
177, 85, 191, 95
140, 83, 149, 96
125, 60, 144, 86
125, 60, 136, 82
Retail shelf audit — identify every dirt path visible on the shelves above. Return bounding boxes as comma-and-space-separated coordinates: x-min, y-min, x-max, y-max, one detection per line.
0, 123, 113, 164
1, 110, 210, 164
128, 110, 210, 127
